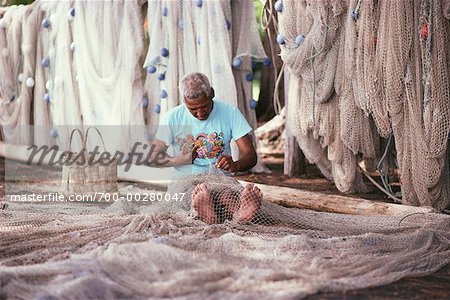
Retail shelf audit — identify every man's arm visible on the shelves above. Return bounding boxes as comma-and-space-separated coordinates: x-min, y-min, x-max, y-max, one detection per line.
147, 139, 197, 167
215, 134, 257, 172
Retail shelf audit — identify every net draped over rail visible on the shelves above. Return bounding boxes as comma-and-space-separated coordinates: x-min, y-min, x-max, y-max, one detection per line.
1, 172, 450, 299
279, 0, 450, 210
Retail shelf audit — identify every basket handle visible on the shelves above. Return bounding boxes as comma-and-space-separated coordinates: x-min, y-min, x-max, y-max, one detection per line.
84, 126, 107, 152
68, 128, 87, 159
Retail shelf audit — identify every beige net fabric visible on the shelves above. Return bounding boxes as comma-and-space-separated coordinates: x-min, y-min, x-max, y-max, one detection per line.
0, 1, 147, 152
280, 1, 372, 193
0, 4, 38, 145
2, 173, 450, 298
280, 0, 450, 209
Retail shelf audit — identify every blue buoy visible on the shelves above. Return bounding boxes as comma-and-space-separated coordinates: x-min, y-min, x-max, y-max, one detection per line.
160, 48, 169, 57
69, 7, 75, 17
147, 65, 157, 74
143, 97, 149, 108
158, 73, 165, 81
160, 90, 168, 98
245, 72, 254, 81
225, 19, 231, 31
276, 33, 286, 45
195, 0, 203, 8
196, 35, 201, 45
42, 18, 50, 28
275, 0, 283, 12
41, 57, 50, 68
351, 10, 358, 22
153, 104, 161, 114
162, 6, 168, 16
263, 57, 272, 67
295, 34, 305, 46
232, 57, 243, 68
44, 93, 50, 103
50, 129, 58, 138
249, 99, 257, 109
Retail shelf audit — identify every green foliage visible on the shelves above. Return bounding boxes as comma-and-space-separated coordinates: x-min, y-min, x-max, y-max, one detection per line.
253, 0, 266, 40
4, 0, 34, 6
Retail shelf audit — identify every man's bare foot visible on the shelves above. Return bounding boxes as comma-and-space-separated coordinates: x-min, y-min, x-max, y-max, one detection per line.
191, 183, 217, 224
234, 183, 262, 223
217, 189, 239, 214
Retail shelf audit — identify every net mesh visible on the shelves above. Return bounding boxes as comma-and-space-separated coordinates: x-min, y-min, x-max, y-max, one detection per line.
1, 172, 450, 299
1, 1, 450, 298
279, 0, 450, 209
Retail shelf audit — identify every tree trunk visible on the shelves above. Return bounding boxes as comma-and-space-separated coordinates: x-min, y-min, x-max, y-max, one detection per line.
256, 0, 284, 122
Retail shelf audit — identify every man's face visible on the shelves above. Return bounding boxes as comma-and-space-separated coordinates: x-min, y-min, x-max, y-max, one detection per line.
184, 93, 213, 121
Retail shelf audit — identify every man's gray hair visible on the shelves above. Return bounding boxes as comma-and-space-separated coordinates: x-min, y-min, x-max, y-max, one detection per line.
179, 72, 212, 100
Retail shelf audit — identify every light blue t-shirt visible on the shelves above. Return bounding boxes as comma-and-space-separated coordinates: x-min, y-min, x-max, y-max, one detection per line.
155, 100, 253, 175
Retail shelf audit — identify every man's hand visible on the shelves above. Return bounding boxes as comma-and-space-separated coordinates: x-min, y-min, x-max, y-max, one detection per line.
176, 145, 199, 165
216, 155, 238, 172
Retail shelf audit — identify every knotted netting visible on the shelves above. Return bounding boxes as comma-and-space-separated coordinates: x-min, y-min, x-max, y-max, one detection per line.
1, 1, 450, 298
1, 169, 450, 299
278, 0, 450, 209
0, 1, 148, 154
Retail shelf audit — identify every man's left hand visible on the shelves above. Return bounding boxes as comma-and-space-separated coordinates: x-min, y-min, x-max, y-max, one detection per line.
216, 155, 238, 172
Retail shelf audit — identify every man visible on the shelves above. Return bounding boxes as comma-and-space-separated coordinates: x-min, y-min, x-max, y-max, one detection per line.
151, 72, 262, 224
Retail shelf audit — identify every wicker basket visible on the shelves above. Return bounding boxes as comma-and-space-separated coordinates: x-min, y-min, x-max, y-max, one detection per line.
61, 127, 119, 201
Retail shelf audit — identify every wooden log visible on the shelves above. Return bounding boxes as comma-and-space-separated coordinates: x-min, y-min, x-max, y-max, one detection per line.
239, 180, 435, 216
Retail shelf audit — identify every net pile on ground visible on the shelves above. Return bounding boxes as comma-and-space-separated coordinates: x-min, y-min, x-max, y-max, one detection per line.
1, 172, 450, 299
279, 0, 450, 209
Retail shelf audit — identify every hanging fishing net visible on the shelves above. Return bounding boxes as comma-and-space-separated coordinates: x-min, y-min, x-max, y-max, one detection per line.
1, 1, 449, 298
279, 0, 450, 209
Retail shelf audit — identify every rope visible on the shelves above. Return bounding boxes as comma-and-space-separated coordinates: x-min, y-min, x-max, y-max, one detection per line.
377, 134, 396, 196
358, 165, 402, 203
273, 63, 285, 114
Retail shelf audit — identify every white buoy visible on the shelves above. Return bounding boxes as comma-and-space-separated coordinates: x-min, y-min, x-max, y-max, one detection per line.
45, 80, 52, 90
18, 73, 25, 83
1, 48, 8, 57
0, 18, 8, 29
26, 77, 35, 88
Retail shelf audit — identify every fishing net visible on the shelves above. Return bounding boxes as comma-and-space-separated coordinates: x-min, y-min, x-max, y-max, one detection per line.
1, 1, 450, 298
0, 1, 147, 153
1, 168, 450, 299
279, 0, 450, 209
